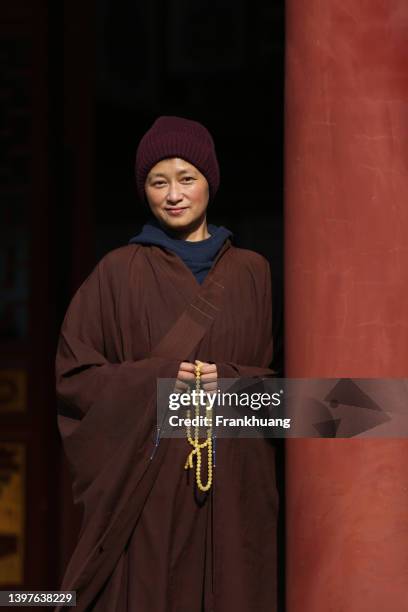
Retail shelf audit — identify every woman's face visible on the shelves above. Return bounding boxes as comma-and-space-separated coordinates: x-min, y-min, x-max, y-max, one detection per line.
144, 157, 209, 235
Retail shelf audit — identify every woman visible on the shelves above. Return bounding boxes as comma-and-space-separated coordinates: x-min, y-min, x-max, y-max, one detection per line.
55, 116, 279, 611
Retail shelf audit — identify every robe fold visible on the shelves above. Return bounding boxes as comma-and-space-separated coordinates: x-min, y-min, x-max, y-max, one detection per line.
55, 238, 279, 611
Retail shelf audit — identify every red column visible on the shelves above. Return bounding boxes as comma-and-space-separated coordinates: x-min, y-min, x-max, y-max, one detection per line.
285, 1, 408, 610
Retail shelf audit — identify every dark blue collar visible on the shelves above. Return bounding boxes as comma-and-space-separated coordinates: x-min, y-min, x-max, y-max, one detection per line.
128, 217, 233, 284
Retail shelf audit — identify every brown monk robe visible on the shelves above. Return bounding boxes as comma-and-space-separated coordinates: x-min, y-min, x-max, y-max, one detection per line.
55, 239, 278, 611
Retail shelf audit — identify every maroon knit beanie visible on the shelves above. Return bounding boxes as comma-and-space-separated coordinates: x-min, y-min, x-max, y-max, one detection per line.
135, 115, 220, 204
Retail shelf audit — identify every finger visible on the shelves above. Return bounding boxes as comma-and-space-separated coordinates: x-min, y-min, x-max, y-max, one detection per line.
200, 372, 217, 383
196, 363, 217, 374
179, 361, 196, 372
178, 371, 195, 383
202, 381, 218, 392
174, 379, 190, 392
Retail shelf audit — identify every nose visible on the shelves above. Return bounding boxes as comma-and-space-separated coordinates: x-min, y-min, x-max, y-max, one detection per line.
166, 180, 183, 203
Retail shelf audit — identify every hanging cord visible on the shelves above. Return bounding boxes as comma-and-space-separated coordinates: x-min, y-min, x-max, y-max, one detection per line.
184, 360, 214, 492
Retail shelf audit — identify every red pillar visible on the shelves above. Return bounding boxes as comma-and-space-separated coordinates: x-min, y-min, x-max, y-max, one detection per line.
285, 1, 408, 610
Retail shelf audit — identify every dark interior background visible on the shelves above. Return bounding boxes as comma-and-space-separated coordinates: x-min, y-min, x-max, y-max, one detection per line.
60, 0, 284, 377
93, 4, 284, 607
1, 1, 285, 604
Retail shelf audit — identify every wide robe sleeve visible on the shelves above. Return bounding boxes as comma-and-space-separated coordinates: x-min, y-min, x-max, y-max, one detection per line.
215, 255, 276, 378
55, 254, 181, 608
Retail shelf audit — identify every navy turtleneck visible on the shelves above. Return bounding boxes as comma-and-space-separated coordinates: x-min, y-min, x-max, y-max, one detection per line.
128, 216, 233, 284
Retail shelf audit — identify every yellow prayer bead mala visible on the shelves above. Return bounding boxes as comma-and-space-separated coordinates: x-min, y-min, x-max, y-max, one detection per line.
184, 360, 213, 492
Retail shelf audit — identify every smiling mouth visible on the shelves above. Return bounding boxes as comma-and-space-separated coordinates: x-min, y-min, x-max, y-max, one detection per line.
164, 207, 188, 212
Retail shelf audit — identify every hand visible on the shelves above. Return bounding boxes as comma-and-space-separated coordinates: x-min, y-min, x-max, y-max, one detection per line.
174, 361, 196, 393
174, 360, 218, 393
195, 360, 218, 393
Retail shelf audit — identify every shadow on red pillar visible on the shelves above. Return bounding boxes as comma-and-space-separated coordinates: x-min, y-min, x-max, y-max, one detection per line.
284, 1, 408, 610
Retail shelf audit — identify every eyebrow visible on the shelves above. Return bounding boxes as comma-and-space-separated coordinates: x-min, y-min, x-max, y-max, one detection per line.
148, 169, 195, 178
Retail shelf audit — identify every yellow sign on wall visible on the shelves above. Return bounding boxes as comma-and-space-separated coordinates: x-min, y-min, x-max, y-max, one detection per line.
0, 443, 25, 585
0, 370, 27, 414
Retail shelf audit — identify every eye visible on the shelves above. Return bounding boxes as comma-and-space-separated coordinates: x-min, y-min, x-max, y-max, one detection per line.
182, 176, 194, 182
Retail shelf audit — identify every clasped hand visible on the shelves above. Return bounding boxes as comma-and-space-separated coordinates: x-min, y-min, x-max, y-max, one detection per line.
174, 360, 218, 394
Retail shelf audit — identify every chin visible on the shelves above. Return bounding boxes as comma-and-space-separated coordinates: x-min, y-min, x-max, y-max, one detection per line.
160, 210, 194, 225
161, 218, 192, 232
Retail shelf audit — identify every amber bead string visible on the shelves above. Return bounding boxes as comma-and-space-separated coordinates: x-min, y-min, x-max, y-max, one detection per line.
184, 360, 213, 492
